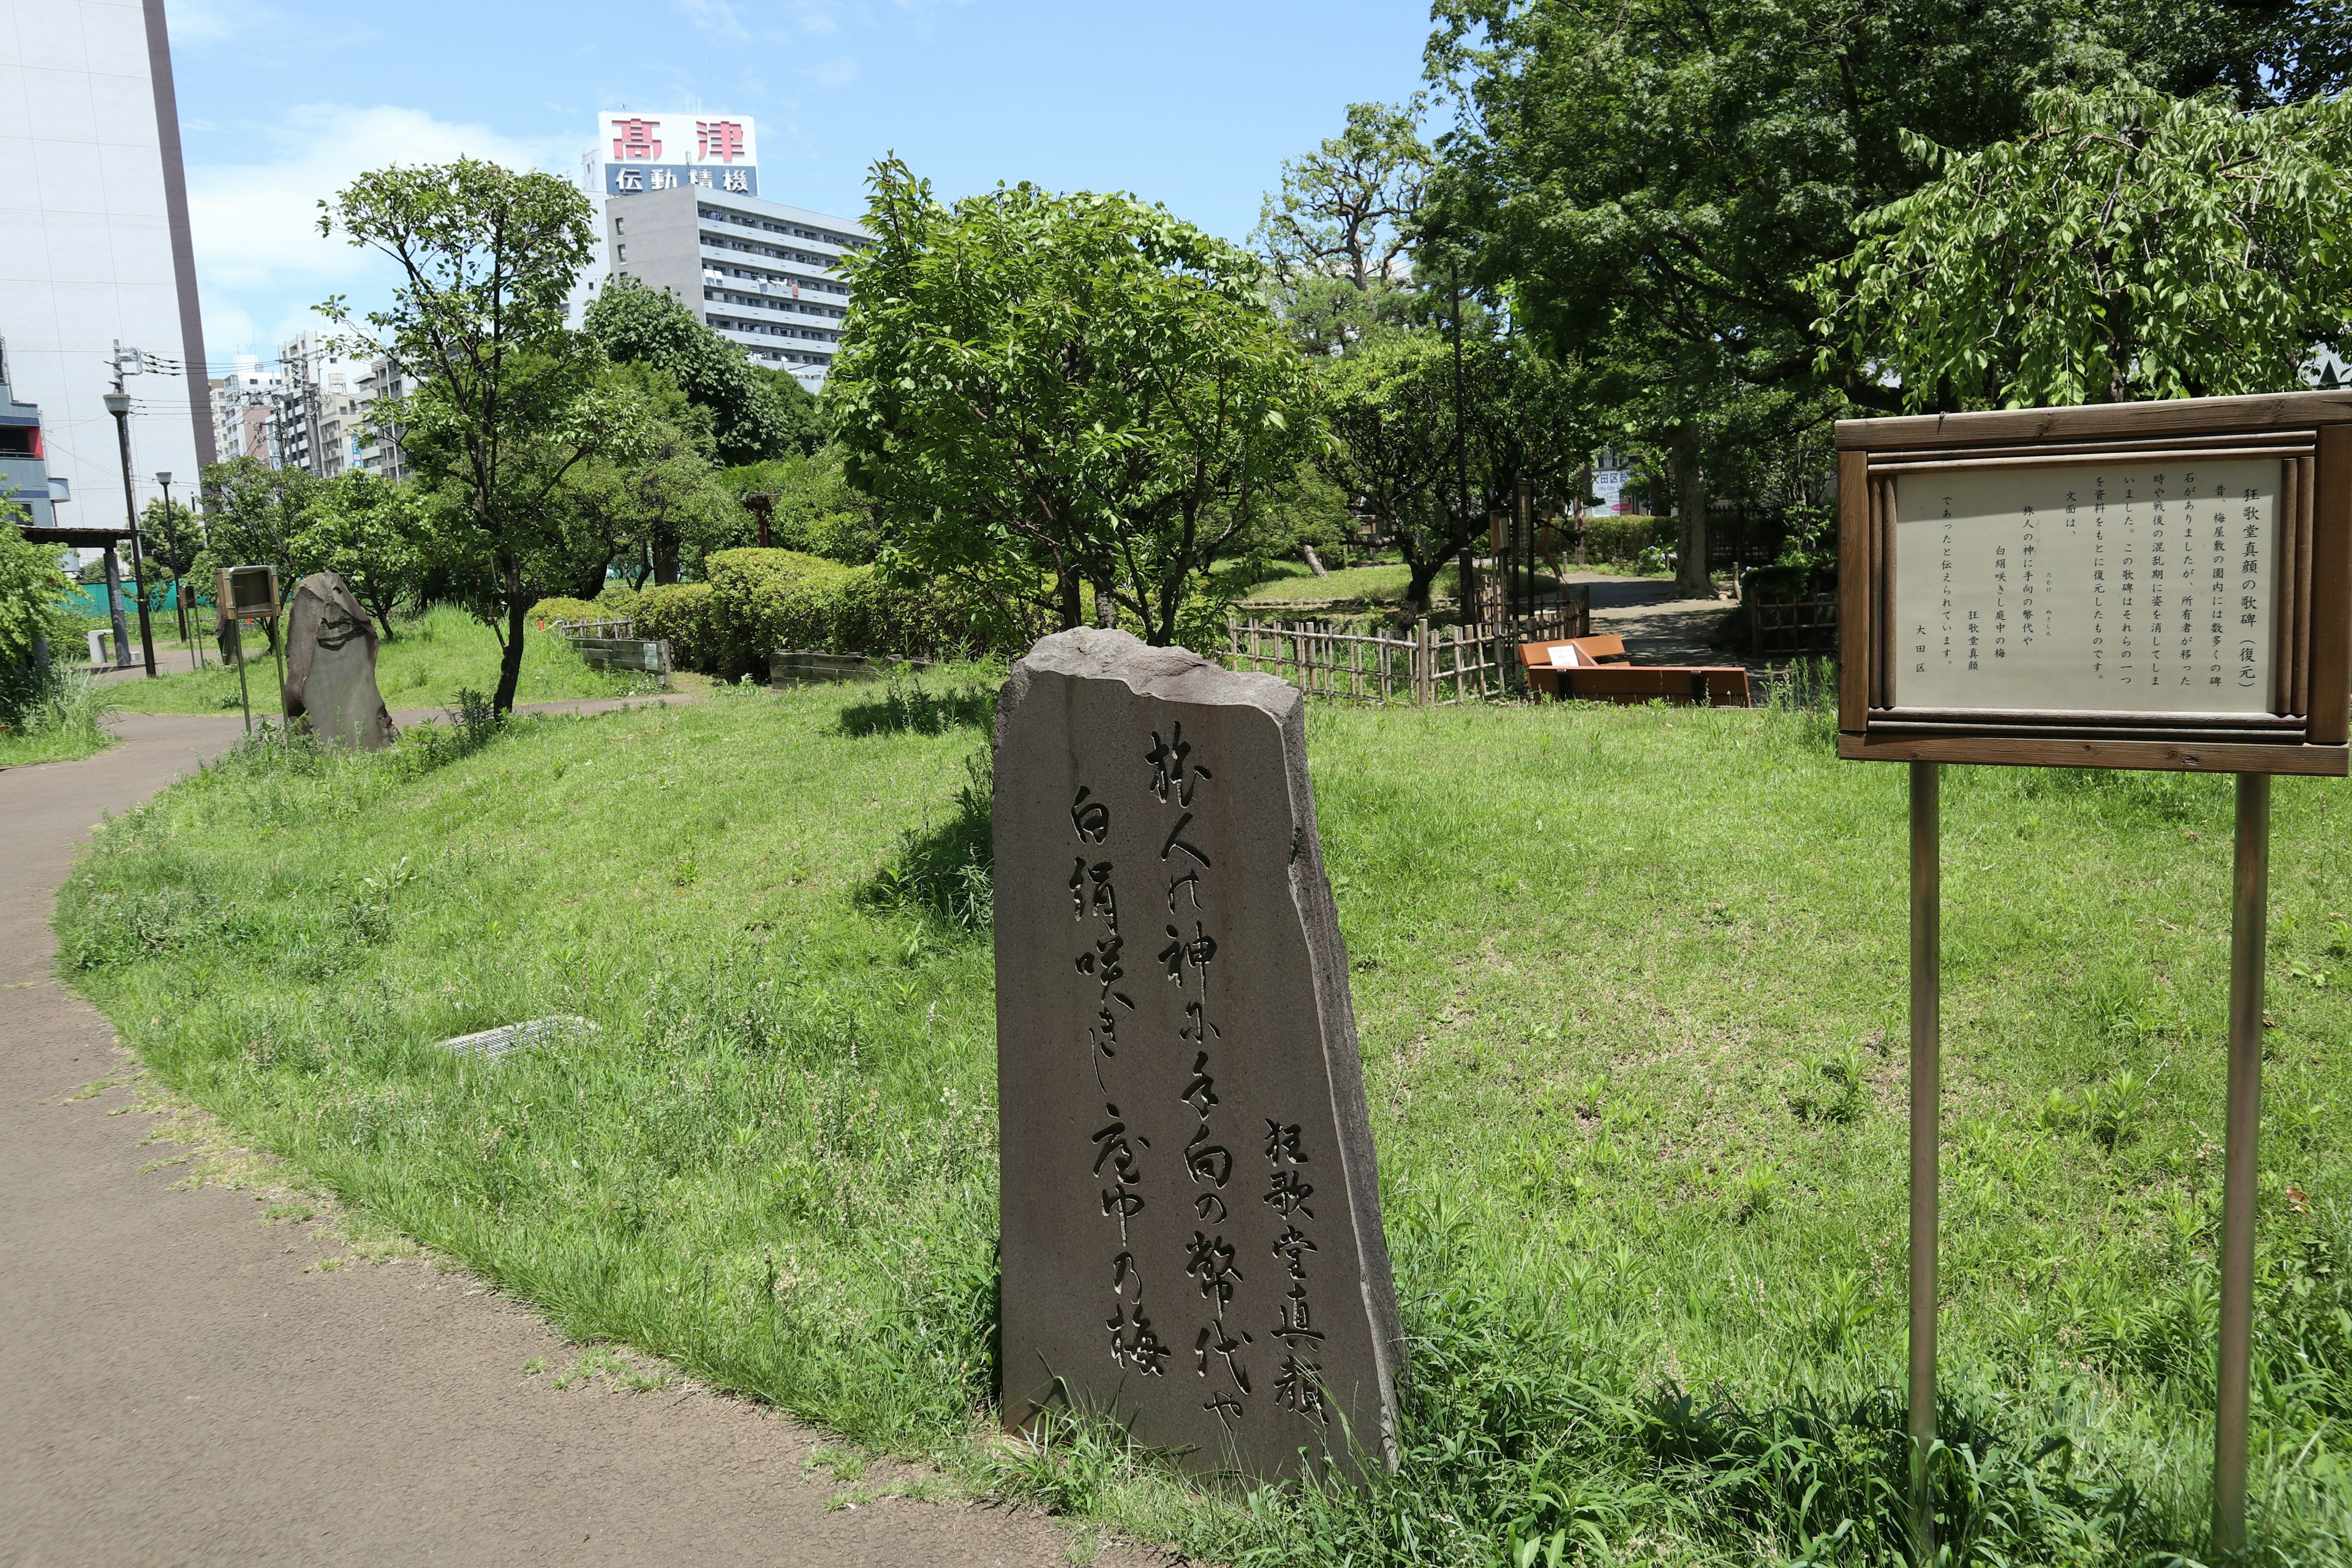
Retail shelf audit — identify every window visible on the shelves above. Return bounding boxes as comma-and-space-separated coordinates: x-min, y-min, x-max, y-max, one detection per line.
616, 243, 628, 262
614, 216, 626, 236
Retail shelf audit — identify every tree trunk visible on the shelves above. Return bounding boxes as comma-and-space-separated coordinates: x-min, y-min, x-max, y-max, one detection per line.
652, 531, 680, 586
1671, 426, 1712, 598
1402, 554, 1444, 614
1056, 564, 1082, 631
492, 574, 526, 717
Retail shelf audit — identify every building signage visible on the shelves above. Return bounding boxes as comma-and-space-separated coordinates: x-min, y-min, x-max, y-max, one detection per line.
596, 111, 759, 198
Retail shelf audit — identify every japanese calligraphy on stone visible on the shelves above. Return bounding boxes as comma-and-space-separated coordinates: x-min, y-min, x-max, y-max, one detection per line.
993, 628, 1403, 1479
1893, 460, 2280, 714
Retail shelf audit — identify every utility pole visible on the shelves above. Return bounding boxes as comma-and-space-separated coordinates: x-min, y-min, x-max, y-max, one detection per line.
102, 344, 157, 677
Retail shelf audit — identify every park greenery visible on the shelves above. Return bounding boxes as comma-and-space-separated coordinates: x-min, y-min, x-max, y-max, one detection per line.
55, 683, 2352, 1565
41, 6, 2352, 1557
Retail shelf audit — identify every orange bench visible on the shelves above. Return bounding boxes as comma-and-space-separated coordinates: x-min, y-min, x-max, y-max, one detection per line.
1520, 635, 1752, 707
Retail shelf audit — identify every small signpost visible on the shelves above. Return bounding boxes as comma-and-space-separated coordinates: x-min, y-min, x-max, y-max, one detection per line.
1836, 390, 2352, 1562
215, 564, 281, 737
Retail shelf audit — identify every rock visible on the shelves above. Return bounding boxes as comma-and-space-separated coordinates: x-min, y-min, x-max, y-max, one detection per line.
281, 572, 396, 751
435, 1015, 600, 1061
992, 627, 1403, 1479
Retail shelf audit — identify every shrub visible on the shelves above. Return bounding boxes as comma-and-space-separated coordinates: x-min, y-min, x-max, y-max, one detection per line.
684, 549, 1046, 679
635, 582, 720, 671
1578, 514, 1664, 565
706, 549, 857, 679
526, 597, 605, 630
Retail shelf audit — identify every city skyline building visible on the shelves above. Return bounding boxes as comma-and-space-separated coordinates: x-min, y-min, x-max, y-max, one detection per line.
570, 109, 865, 391
1, 0, 213, 535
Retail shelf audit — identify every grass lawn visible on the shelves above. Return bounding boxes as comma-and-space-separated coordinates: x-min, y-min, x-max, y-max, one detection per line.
1238, 560, 1453, 606
53, 677, 2352, 1565
108, 604, 683, 715
0, 726, 113, 768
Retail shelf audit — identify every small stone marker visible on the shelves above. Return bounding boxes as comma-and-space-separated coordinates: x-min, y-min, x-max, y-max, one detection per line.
993, 628, 1403, 1477
436, 1015, 600, 1061
282, 572, 396, 751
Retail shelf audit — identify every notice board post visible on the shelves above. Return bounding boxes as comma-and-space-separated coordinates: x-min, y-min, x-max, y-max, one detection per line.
1836, 390, 2352, 1564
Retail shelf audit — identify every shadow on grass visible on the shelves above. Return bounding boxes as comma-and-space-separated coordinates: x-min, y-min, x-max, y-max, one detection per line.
835, 671, 997, 738
857, 747, 993, 932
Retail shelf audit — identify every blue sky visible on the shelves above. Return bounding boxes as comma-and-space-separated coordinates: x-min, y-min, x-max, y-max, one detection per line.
166, 0, 1438, 367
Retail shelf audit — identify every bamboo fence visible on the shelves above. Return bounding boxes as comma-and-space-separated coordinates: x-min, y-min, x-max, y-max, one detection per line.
1224, 593, 1590, 705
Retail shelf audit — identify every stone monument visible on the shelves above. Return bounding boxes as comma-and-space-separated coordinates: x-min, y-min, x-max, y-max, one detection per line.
282, 571, 397, 751
993, 628, 1403, 1478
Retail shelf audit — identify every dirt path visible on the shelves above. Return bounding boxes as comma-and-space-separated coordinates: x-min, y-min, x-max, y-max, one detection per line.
1, 712, 1143, 1567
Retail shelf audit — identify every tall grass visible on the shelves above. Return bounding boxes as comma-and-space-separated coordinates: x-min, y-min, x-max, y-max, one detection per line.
0, 666, 120, 766
51, 681, 2352, 1564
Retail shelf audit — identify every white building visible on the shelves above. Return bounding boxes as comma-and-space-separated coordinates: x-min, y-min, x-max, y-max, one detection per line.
271, 330, 358, 477
0, 0, 213, 533
209, 353, 280, 464
569, 111, 865, 391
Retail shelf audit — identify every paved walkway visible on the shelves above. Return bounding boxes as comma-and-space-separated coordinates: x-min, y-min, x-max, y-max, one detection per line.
1, 712, 1137, 1567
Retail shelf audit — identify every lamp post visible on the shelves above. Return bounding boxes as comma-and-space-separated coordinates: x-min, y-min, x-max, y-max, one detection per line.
102, 390, 157, 677
156, 470, 197, 666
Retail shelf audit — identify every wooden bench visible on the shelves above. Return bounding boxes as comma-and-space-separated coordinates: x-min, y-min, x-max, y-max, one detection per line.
1518, 635, 1752, 707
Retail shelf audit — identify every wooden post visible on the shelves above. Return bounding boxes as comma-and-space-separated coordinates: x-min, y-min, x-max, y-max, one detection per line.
1415, 617, 1430, 705
1909, 760, 1940, 1564
2212, 771, 2271, 1560
1227, 612, 1238, 671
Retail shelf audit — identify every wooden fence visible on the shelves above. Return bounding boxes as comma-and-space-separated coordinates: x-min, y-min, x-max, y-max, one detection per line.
1226, 595, 1591, 706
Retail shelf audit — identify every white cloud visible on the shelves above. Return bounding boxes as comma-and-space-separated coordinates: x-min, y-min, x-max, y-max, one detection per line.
667, 0, 751, 40
165, 0, 272, 43
187, 103, 567, 356
810, 55, 859, 88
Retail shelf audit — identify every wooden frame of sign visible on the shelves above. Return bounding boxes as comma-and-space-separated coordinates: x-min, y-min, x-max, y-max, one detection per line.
216, 564, 280, 627
1836, 390, 2352, 776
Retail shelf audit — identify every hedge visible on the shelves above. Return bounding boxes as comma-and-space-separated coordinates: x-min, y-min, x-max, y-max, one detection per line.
1576, 514, 1665, 565
635, 583, 721, 672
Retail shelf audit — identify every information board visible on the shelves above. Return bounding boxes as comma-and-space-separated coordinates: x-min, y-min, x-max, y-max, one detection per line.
1891, 460, 2280, 713
1836, 392, 2351, 775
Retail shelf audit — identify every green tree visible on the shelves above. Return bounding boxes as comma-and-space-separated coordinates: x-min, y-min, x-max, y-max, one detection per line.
1319, 319, 1581, 610
831, 159, 1319, 645
566, 363, 741, 587
1830, 85, 2352, 408
723, 445, 881, 564
1255, 101, 1431, 358
198, 456, 316, 586
0, 502, 77, 722
1423, 0, 2088, 590
138, 495, 206, 645
584, 274, 822, 464
318, 156, 622, 715
292, 470, 428, 636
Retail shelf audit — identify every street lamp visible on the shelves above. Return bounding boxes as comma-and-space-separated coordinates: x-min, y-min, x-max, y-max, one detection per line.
156, 470, 195, 665
102, 390, 157, 677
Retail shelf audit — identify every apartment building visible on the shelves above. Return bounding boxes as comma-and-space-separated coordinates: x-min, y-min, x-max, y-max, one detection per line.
568, 110, 863, 391
209, 354, 281, 464
588, 183, 865, 390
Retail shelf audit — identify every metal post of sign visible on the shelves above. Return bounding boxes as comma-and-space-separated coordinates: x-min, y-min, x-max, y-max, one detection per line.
2213, 771, 2271, 1559
269, 606, 289, 747
231, 619, 252, 735
1908, 759, 1941, 1564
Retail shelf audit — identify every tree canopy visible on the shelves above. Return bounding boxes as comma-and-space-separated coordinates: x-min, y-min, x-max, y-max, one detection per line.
1831, 85, 2352, 408
831, 158, 1317, 646
583, 274, 823, 465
